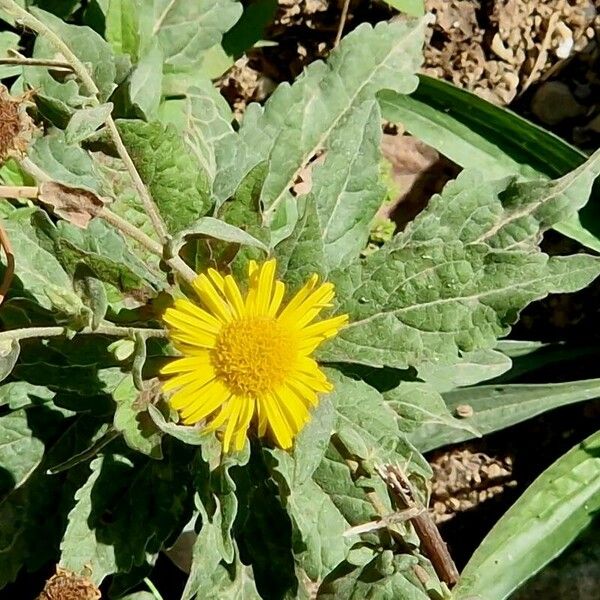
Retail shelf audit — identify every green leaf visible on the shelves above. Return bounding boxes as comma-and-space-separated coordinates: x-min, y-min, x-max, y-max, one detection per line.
384, 381, 478, 439
318, 551, 432, 599
28, 8, 117, 102
322, 157, 600, 369
117, 120, 211, 233
411, 378, 600, 453
139, 0, 242, 70
34, 213, 162, 293
105, 0, 141, 60
212, 19, 427, 237
175, 216, 269, 256
0, 409, 45, 494
130, 42, 163, 120
384, 0, 424, 15
29, 129, 104, 192
454, 430, 600, 600
416, 348, 512, 392
222, 0, 277, 58
277, 99, 385, 271
113, 375, 162, 458
554, 213, 600, 254
0, 381, 54, 410
60, 446, 192, 584
65, 103, 113, 145
2, 207, 86, 316
0, 338, 19, 383
159, 81, 235, 185
0, 31, 22, 79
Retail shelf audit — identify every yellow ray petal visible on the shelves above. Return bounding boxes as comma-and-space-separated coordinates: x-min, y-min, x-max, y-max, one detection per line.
169, 330, 217, 349
267, 281, 285, 317
233, 397, 255, 451
262, 394, 293, 449
180, 381, 231, 424
280, 283, 335, 327
277, 274, 319, 321
205, 398, 236, 431
163, 308, 220, 339
173, 298, 222, 330
222, 396, 244, 452
170, 374, 219, 411
287, 377, 319, 407
299, 314, 349, 339
160, 353, 211, 375
256, 259, 276, 314
162, 363, 216, 392
274, 386, 309, 434
223, 275, 246, 317
192, 274, 232, 323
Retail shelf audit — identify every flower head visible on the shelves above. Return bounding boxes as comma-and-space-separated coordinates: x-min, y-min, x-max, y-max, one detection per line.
161, 259, 348, 452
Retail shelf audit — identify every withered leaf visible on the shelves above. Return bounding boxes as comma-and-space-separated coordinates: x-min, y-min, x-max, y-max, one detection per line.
38, 181, 107, 228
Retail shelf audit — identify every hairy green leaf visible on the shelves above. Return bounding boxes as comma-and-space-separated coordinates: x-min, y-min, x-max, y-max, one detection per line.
0, 339, 19, 383
65, 103, 113, 144
455, 430, 600, 600
105, 0, 141, 60
130, 42, 163, 120
322, 158, 600, 369
0, 31, 21, 79
138, 0, 242, 69
117, 120, 211, 233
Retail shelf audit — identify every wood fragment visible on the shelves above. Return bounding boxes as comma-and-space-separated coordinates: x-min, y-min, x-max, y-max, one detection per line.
376, 463, 459, 587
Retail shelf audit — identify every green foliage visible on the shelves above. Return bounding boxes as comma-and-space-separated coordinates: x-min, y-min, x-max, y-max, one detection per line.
0, 3, 598, 598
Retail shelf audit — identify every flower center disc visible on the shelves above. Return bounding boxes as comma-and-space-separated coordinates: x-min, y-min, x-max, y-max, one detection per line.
212, 317, 297, 397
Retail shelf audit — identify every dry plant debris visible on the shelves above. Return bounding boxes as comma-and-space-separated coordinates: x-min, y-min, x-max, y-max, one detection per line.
0, 84, 36, 161
429, 448, 516, 524
423, 0, 599, 105
37, 567, 101, 600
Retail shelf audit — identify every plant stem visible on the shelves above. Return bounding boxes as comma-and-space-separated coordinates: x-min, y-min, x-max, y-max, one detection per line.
0, 0, 170, 243
0, 56, 72, 71
0, 324, 167, 343
334, 0, 351, 47
0, 185, 38, 198
144, 577, 165, 600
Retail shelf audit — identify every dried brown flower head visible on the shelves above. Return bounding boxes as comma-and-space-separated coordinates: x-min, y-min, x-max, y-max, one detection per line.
0, 84, 36, 162
37, 567, 101, 600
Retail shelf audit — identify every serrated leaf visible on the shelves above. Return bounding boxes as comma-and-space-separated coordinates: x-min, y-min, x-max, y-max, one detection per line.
322, 160, 600, 369
1, 207, 85, 316
212, 19, 427, 224
117, 120, 211, 233
454, 430, 600, 600
28, 8, 117, 102
113, 375, 162, 458
317, 551, 431, 599
148, 404, 208, 446
65, 103, 113, 144
411, 378, 600, 453
130, 42, 163, 120
0, 409, 45, 494
139, 0, 242, 70
258, 19, 426, 237
60, 447, 192, 584
29, 129, 104, 192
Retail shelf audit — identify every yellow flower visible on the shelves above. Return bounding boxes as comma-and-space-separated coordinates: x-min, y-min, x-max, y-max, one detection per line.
161, 259, 348, 452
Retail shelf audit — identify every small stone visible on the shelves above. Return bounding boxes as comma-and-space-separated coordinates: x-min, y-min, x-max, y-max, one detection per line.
531, 81, 586, 125
455, 404, 474, 418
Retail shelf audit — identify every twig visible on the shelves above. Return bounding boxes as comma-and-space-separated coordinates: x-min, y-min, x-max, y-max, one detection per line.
334, 0, 351, 47
0, 0, 170, 243
0, 219, 14, 305
375, 464, 459, 587
0, 185, 38, 198
343, 506, 422, 537
0, 56, 72, 71
0, 324, 167, 343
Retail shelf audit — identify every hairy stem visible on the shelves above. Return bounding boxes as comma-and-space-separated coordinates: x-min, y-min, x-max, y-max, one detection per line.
0, 56, 72, 71
0, 324, 167, 343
